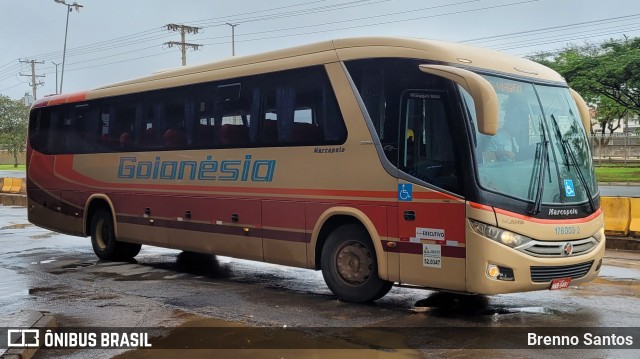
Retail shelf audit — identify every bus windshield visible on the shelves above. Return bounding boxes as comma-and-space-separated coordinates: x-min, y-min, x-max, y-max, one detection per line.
461, 75, 598, 206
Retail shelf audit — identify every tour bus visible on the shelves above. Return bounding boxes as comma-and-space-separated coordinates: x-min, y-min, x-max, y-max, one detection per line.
27, 37, 604, 302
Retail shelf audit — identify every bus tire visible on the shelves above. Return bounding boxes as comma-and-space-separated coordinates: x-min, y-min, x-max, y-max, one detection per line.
321, 223, 393, 303
90, 208, 141, 260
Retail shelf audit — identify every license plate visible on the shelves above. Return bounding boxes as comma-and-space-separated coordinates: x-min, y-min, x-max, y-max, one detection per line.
550, 278, 572, 290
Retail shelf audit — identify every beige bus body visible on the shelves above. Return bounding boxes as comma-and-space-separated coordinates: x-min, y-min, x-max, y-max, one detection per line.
27, 37, 604, 301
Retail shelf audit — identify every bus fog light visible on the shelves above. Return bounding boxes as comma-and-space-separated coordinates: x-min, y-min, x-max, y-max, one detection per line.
487, 265, 500, 279
487, 264, 515, 281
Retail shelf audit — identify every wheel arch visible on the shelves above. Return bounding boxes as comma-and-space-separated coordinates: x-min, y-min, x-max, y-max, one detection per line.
83, 194, 117, 237
309, 206, 388, 281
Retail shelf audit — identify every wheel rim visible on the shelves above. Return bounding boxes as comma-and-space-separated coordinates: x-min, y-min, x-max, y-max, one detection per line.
95, 218, 112, 250
335, 241, 373, 285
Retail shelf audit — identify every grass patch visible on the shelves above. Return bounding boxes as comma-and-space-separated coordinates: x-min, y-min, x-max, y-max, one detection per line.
595, 166, 640, 183
0, 164, 26, 171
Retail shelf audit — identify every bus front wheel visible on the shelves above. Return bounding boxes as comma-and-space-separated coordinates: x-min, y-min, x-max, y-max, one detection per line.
321, 224, 393, 303
90, 208, 141, 260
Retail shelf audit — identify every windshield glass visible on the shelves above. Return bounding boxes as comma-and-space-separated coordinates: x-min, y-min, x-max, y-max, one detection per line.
461, 75, 597, 205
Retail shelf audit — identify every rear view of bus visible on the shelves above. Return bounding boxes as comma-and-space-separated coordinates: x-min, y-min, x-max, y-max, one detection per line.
26, 37, 604, 302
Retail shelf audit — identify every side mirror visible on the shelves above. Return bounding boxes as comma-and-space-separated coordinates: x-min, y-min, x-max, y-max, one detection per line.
419, 64, 498, 135
569, 88, 591, 134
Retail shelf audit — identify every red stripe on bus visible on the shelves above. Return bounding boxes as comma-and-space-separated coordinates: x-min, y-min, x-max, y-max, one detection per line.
118, 215, 311, 243
468, 201, 494, 211
30, 91, 87, 108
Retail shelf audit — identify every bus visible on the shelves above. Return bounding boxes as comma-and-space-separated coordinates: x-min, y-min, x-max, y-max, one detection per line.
27, 37, 604, 303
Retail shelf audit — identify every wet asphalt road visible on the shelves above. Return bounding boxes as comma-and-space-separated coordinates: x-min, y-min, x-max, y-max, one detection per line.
0, 205, 639, 358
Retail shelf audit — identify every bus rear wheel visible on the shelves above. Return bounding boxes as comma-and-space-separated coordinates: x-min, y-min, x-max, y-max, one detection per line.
90, 208, 141, 260
321, 224, 393, 303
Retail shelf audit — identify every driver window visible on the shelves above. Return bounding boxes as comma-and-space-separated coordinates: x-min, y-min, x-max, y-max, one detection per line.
399, 90, 460, 194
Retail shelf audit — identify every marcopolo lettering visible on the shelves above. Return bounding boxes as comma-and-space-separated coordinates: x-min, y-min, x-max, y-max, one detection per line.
313, 147, 346, 154
548, 208, 579, 216
118, 155, 276, 182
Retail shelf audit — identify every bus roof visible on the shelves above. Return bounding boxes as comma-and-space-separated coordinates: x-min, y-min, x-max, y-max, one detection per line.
33, 37, 565, 107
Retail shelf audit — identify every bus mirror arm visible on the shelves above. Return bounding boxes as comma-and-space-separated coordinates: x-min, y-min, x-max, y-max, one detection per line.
418, 64, 498, 136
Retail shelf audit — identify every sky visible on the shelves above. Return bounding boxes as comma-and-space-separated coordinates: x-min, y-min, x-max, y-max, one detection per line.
1, 0, 639, 101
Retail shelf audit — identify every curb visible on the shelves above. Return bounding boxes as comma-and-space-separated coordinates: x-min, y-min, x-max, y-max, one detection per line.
598, 182, 640, 187
605, 236, 640, 251
1, 312, 57, 359
0, 194, 27, 207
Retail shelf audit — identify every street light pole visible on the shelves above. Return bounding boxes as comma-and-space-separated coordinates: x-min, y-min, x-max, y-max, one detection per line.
51, 61, 61, 95
54, 0, 83, 94
226, 23, 239, 56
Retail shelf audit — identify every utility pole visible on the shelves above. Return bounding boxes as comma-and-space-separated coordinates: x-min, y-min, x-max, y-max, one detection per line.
51, 61, 61, 94
19, 59, 45, 100
164, 24, 202, 66
226, 23, 239, 56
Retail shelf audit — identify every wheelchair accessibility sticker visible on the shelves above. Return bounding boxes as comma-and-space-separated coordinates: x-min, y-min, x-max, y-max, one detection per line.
564, 179, 575, 197
398, 183, 413, 201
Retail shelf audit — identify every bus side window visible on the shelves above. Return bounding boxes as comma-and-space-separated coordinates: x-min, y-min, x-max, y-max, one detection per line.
259, 66, 346, 146
213, 81, 257, 148
194, 99, 216, 148
29, 109, 50, 154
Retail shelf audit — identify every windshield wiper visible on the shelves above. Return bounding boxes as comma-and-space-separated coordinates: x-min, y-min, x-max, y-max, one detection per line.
549, 115, 596, 213
529, 119, 549, 215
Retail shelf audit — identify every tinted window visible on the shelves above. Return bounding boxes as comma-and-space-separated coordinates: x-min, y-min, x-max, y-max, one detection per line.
260, 66, 346, 146
346, 58, 462, 194
28, 65, 346, 154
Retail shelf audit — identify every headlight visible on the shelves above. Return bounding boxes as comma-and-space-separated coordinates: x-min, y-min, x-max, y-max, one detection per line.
592, 226, 605, 242
469, 219, 532, 248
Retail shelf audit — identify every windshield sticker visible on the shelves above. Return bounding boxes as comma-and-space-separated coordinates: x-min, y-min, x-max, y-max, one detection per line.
422, 244, 442, 268
398, 183, 413, 201
564, 179, 576, 197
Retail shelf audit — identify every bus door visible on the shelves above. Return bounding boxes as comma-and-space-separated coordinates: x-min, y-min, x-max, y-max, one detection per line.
396, 90, 467, 291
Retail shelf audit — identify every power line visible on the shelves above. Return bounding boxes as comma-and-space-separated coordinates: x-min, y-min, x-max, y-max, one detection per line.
494, 27, 640, 51
198, 0, 541, 46
2, 0, 639, 96
192, 0, 482, 42
462, 13, 640, 44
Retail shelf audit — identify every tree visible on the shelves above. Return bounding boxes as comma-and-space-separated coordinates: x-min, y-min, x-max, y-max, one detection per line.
0, 95, 29, 167
529, 37, 640, 133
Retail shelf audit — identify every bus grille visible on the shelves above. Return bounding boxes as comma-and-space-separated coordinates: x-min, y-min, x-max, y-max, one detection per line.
520, 237, 598, 257
530, 261, 594, 283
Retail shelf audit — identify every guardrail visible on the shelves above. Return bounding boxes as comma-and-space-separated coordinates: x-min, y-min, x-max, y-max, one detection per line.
601, 196, 640, 237
0, 177, 25, 194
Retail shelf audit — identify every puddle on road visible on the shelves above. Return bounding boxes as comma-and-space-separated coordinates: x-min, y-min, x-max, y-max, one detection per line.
412, 292, 563, 317
598, 266, 640, 282
84, 252, 231, 282
31, 258, 57, 265
0, 267, 29, 301
60, 262, 95, 270
29, 233, 55, 240
0, 223, 33, 230
113, 316, 421, 359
